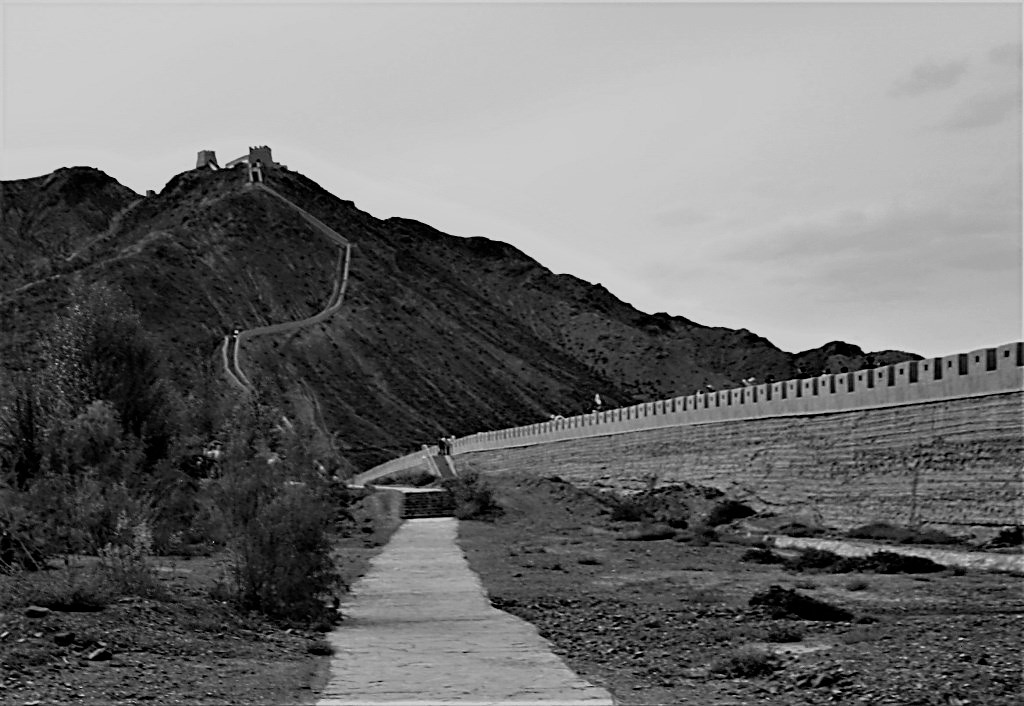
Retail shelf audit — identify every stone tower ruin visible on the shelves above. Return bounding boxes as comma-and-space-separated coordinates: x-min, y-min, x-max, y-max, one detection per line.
196, 150, 219, 169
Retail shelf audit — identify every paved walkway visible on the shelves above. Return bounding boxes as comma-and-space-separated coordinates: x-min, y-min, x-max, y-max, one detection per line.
317, 518, 614, 706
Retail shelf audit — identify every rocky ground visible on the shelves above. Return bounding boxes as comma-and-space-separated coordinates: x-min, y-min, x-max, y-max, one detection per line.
0, 493, 400, 706
457, 473, 1024, 706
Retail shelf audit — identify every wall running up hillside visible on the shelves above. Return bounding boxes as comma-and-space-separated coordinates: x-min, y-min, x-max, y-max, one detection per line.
355, 343, 1023, 532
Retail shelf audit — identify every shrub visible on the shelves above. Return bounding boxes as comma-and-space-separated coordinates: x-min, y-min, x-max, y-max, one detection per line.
983, 526, 1023, 549
682, 523, 719, 546
0, 498, 48, 572
749, 585, 854, 622
0, 505, 164, 609
786, 548, 842, 571
783, 547, 945, 575
741, 547, 787, 565
94, 510, 164, 599
0, 378, 47, 490
610, 498, 649, 522
710, 646, 779, 678
0, 564, 111, 612
856, 551, 944, 574
216, 480, 340, 623
845, 578, 869, 591
706, 499, 755, 526
846, 522, 958, 545
441, 472, 502, 521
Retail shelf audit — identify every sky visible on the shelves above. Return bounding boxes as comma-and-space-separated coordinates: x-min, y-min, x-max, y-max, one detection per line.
1, 1, 1020, 359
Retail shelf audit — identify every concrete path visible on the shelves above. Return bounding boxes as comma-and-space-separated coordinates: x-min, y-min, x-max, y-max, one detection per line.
317, 518, 614, 706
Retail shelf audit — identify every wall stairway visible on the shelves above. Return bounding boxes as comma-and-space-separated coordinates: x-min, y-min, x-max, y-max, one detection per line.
401, 490, 456, 519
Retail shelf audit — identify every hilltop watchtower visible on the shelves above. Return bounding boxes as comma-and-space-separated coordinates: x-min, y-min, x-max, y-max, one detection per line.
196, 150, 219, 169
248, 145, 273, 169
222, 145, 277, 183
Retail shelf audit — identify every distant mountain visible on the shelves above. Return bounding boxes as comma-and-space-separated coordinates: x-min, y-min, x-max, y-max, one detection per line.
0, 163, 919, 470
794, 340, 922, 377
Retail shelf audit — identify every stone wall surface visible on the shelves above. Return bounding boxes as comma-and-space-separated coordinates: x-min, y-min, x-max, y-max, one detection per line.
354, 343, 1023, 531
456, 392, 1023, 531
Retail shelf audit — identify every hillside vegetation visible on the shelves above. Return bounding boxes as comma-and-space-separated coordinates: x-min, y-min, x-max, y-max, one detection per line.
1, 163, 918, 472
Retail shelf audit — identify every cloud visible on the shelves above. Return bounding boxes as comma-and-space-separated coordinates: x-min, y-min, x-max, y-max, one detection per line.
989, 42, 1022, 67
941, 90, 1020, 130
725, 186, 1021, 281
889, 60, 969, 97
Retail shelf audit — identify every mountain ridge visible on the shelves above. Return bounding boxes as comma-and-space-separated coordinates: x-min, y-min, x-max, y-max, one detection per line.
0, 162, 920, 470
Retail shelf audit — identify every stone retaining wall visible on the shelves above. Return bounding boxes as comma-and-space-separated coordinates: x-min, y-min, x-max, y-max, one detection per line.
456, 392, 1022, 531
355, 342, 1022, 531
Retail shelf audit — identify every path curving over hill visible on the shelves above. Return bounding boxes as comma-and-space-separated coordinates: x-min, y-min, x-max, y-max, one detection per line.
222, 181, 353, 394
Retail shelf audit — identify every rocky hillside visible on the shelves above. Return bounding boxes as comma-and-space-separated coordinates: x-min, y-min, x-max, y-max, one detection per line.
0, 168, 137, 289
0, 164, 919, 471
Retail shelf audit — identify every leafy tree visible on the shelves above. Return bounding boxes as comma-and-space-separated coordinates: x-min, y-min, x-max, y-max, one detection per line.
0, 377, 48, 489
41, 280, 182, 467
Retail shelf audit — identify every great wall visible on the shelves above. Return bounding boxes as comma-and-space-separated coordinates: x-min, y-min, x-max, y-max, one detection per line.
211, 147, 353, 394
358, 342, 1023, 533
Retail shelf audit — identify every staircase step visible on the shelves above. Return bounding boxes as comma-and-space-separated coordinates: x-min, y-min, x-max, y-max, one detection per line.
401, 490, 456, 519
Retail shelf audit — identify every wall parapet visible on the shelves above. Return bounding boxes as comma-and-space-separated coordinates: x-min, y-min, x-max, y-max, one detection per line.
353, 444, 439, 486
356, 342, 1023, 483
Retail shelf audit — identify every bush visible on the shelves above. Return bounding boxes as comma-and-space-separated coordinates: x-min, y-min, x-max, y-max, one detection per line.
847, 522, 958, 545
610, 498, 649, 523
686, 523, 719, 546
710, 646, 779, 677
0, 565, 111, 612
100, 515, 165, 597
845, 578, 869, 592
749, 585, 854, 622
856, 551, 944, 574
741, 547, 787, 565
0, 499, 48, 572
216, 479, 340, 624
441, 472, 502, 521
784, 548, 945, 574
984, 526, 1023, 548
786, 548, 843, 571
706, 500, 755, 527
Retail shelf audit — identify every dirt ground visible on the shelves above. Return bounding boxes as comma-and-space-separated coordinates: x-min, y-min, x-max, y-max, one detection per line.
457, 473, 1024, 706
0, 490, 401, 706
